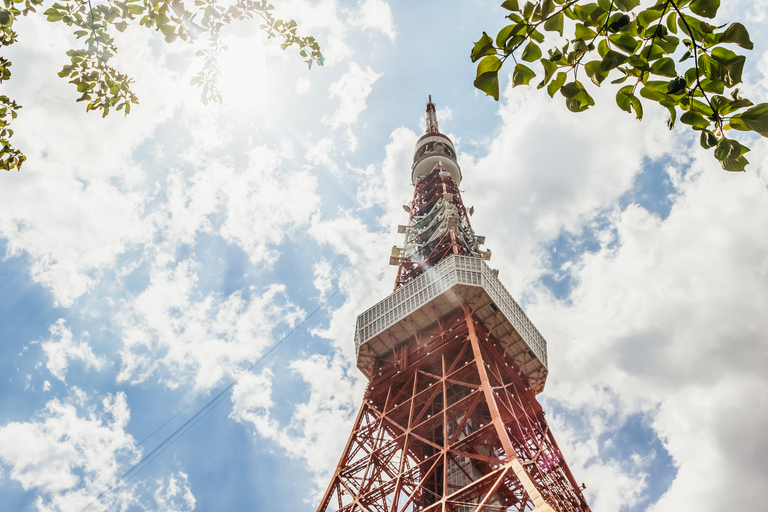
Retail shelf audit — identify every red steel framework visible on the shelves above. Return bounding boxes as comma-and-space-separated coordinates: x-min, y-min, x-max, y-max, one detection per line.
394, 167, 474, 290
318, 99, 591, 512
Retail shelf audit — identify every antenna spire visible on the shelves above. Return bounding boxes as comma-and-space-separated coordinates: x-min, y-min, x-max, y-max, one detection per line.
426, 95, 439, 134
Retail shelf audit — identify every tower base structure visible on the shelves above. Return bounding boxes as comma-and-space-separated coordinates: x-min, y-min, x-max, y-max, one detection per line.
318, 304, 589, 512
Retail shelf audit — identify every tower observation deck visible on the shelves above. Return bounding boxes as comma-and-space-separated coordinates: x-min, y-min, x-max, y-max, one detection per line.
318, 99, 591, 512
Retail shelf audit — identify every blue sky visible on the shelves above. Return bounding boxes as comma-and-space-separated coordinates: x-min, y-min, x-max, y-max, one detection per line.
1, 1, 768, 511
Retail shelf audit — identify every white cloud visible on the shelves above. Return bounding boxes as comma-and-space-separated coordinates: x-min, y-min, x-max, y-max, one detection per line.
144, 144, 320, 266
546, 409, 648, 512
0, 391, 143, 511
296, 76, 312, 94
324, 62, 382, 130
152, 471, 196, 512
353, 0, 397, 41
41, 319, 106, 382
522, 146, 768, 509
462, 82, 681, 298
117, 258, 305, 390
312, 259, 334, 298
218, 146, 321, 263
271, 0, 396, 62
230, 355, 365, 498
0, 15, 183, 307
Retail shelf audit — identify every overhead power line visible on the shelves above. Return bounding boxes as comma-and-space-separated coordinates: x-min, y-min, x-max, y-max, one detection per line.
81, 265, 365, 512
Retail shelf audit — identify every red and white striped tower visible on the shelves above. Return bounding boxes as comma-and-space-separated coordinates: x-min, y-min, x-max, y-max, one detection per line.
317, 98, 591, 512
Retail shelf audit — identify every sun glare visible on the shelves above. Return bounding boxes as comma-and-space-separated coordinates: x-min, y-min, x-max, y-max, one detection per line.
216, 34, 274, 117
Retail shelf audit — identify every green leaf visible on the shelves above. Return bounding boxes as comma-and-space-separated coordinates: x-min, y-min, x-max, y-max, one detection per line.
575, 23, 597, 40
690, 0, 720, 19
560, 80, 595, 112
666, 12, 677, 34
690, 98, 714, 116
709, 94, 747, 116
640, 85, 672, 103
680, 111, 709, 129
496, 23, 525, 48
471, 32, 496, 62
501, 0, 520, 11
667, 76, 687, 95
700, 130, 718, 149
512, 62, 536, 87
616, 85, 633, 113
547, 71, 566, 97
641, 44, 665, 62
543, 11, 563, 36
537, 58, 557, 89
476, 55, 502, 77
530, 29, 545, 43
715, 137, 749, 171
655, 35, 679, 55
663, 102, 677, 129
609, 33, 639, 54
699, 79, 724, 94
474, 71, 500, 100
630, 94, 643, 120
601, 50, 627, 72
710, 48, 746, 88
598, 39, 610, 58
614, 0, 640, 12
720, 23, 753, 50
650, 57, 676, 77
711, 46, 738, 61
585, 61, 608, 86
523, 1, 535, 19
699, 54, 721, 83
0, 10, 12, 27
607, 13, 631, 32
637, 6, 663, 30
731, 103, 768, 137
521, 41, 542, 62
474, 55, 503, 99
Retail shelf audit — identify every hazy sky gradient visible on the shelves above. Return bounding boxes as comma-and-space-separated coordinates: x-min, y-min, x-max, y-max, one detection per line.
1, 1, 767, 511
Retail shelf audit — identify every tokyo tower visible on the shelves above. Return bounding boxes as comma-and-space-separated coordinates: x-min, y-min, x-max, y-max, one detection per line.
317, 98, 591, 512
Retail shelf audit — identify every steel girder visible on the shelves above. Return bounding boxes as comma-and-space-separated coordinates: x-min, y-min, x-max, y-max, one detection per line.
317, 308, 590, 512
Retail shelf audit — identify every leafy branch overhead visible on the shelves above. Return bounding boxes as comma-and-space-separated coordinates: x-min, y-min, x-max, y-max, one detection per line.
472, 0, 765, 171
0, 0, 323, 171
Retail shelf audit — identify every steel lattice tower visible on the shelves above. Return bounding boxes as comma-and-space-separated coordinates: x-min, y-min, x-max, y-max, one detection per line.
317, 98, 591, 512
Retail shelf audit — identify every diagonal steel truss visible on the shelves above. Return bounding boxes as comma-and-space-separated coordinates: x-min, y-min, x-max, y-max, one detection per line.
318, 307, 590, 512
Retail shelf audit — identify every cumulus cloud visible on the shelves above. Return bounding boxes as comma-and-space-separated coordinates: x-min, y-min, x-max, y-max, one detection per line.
152, 472, 197, 512
0, 15, 183, 307
522, 149, 768, 509
353, 0, 397, 41
0, 390, 194, 512
462, 83, 681, 297
546, 409, 648, 511
230, 355, 365, 498
271, 0, 396, 61
117, 257, 305, 390
324, 62, 382, 130
41, 319, 106, 382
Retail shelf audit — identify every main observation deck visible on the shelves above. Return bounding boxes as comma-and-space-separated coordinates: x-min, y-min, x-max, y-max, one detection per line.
354, 254, 549, 393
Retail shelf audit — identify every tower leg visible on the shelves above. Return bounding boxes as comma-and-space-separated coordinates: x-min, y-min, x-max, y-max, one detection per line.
317, 309, 589, 512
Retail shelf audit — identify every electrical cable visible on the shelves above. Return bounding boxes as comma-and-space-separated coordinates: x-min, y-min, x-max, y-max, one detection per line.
81, 265, 365, 511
